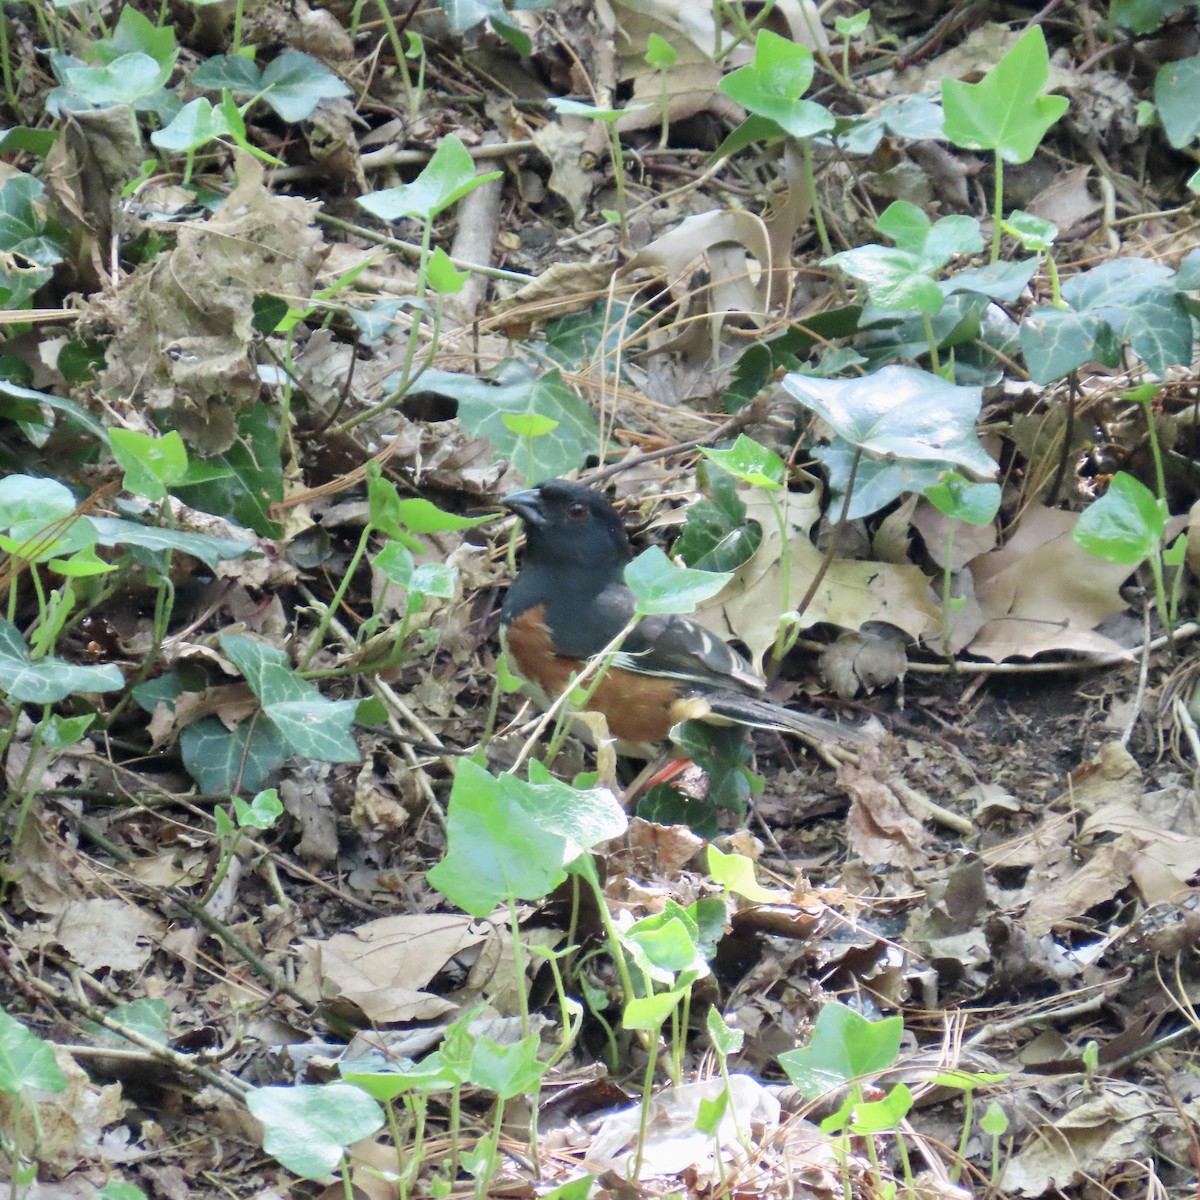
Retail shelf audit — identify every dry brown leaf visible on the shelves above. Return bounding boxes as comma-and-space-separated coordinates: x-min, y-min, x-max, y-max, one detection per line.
694, 488, 941, 669
1081, 798, 1200, 901
628, 816, 705, 873
621, 209, 776, 356
840, 750, 931, 868
1026, 166, 1101, 232
1064, 741, 1143, 813
530, 119, 594, 224
491, 260, 625, 326
298, 913, 483, 1023
967, 505, 1136, 662
22, 898, 165, 972
980, 810, 1074, 871
1020, 834, 1139, 935
91, 152, 332, 454
1000, 1085, 1156, 1197
280, 772, 339, 865
911, 496, 998, 570
0, 1046, 126, 1173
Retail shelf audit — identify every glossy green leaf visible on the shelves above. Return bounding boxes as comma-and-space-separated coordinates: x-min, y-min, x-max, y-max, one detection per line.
941, 26, 1068, 163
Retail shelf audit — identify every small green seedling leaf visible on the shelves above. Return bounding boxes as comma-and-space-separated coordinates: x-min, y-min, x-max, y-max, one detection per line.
496, 651, 523, 694
214, 807, 235, 839
358, 135, 503, 222
410, 366, 601, 483
922, 473, 1001, 524
427, 246, 470, 294
103, 6, 176, 67
835, 10, 871, 36
247, 1083, 384, 1179
645, 34, 677, 69
1072, 471, 1164, 565
87, 998, 170, 1048
192, 53, 262, 93
778, 1001, 903, 1099
696, 1091, 729, 1137
707, 1006, 745, 1057
0, 620, 124, 702
99, 1183, 149, 1200
624, 911, 706, 979
110, 428, 189, 500
700, 433, 784, 490
623, 989, 684, 1032
468, 1033, 546, 1099
625, 546, 732, 615
706, 844, 779, 902
64, 52, 172, 107
502, 412, 559, 438
941, 26, 1069, 163
47, 546, 116, 579
826, 201, 983, 314
547, 97, 641, 123
980, 1100, 1009, 1135
151, 97, 233, 153
427, 761, 626, 915
259, 50, 350, 122
1002, 209, 1058, 252
1155, 51, 1200, 149
719, 30, 834, 140
0, 1007, 69, 1094
232, 787, 284, 830
844, 1082, 913, 1133
390, 496, 492, 534
37, 712, 95, 751
931, 1068, 1008, 1091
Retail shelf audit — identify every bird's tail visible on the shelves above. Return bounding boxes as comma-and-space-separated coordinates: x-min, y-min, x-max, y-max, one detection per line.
704, 693, 867, 745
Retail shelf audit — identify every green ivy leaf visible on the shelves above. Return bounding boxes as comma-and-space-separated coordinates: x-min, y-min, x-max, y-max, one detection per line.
359, 135, 503, 222
259, 50, 350, 123
1073, 471, 1164, 565
413, 365, 601, 482
941, 26, 1068, 163
719, 30, 834, 140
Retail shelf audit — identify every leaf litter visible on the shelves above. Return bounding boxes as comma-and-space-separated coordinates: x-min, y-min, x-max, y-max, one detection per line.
0, 2, 1198, 1199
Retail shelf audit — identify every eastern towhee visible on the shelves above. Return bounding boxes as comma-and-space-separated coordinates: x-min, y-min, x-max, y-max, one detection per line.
499, 479, 862, 751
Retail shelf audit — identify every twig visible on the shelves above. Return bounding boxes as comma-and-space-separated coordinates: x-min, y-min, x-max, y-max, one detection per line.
0, 946, 247, 1099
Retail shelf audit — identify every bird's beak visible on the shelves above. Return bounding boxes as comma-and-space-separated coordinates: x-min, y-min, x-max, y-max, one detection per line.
501, 487, 546, 526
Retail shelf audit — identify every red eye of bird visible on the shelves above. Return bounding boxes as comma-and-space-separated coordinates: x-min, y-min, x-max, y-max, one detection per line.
566, 501, 587, 520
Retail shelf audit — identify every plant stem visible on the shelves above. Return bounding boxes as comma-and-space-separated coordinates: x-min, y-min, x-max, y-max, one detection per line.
922, 312, 941, 374
374, 0, 413, 114
794, 447, 861, 625
940, 523, 956, 658
658, 72, 669, 149
1140, 396, 1167, 505
506, 893, 531, 1038
575, 854, 637, 1010
1045, 251, 1062, 306
766, 490, 792, 664
300, 525, 373, 669
990, 148, 1004, 263
631, 1029, 660, 1179
231, 0, 244, 55
0, 13, 19, 119
800, 139, 833, 258
1146, 550, 1175, 654
607, 122, 630, 250
540, 614, 640, 764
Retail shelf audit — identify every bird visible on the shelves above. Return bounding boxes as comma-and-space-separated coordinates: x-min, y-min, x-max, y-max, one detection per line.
499, 478, 863, 752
